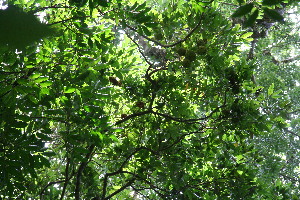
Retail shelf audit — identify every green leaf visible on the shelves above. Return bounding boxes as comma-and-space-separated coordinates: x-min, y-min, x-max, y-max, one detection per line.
241, 32, 253, 38
95, 40, 102, 49
245, 9, 259, 27
98, 0, 109, 7
144, 22, 159, 28
64, 87, 76, 93
77, 71, 90, 81
88, 38, 93, 48
28, 95, 39, 104
34, 77, 49, 83
69, 0, 88, 7
268, 83, 274, 96
17, 115, 31, 122
232, 3, 254, 17
135, 2, 146, 11
130, 2, 138, 10
29, 73, 41, 79
262, 0, 282, 6
17, 79, 29, 84
109, 134, 118, 142
135, 14, 152, 23
36, 133, 52, 141
141, 25, 151, 36
43, 151, 56, 157
74, 146, 90, 154
271, 90, 282, 98
263, 8, 284, 21
38, 155, 51, 168
13, 121, 27, 128
44, 109, 65, 115
40, 81, 52, 87
0, 5, 55, 49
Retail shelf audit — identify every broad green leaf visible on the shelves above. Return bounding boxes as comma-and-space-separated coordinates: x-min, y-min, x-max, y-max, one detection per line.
43, 151, 56, 157
98, 0, 109, 7
130, 2, 138, 10
268, 83, 274, 96
109, 134, 118, 142
141, 25, 151, 36
88, 38, 93, 48
135, 2, 146, 11
28, 95, 39, 104
34, 77, 49, 83
262, 0, 282, 6
77, 71, 90, 81
17, 79, 29, 84
241, 32, 253, 38
232, 3, 254, 17
263, 8, 284, 21
245, 9, 259, 27
74, 146, 90, 154
15, 85, 34, 94
17, 115, 31, 122
12, 121, 27, 128
135, 14, 152, 23
64, 87, 76, 93
69, 0, 88, 7
36, 133, 52, 141
271, 90, 282, 98
29, 73, 41, 79
40, 81, 52, 87
0, 5, 55, 49
94, 39, 102, 50
44, 109, 65, 115
38, 155, 51, 168
144, 22, 159, 28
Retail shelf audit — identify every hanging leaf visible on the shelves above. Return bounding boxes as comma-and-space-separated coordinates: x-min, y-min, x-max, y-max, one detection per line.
77, 71, 90, 81
88, 38, 94, 48
232, 3, 254, 17
98, 0, 109, 7
268, 83, 274, 96
241, 32, 253, 38
263, 8, 284, 21
141, 25, 151, 36
64, 87, 76, 93
262, 0, 282, 6
245, 9, 259, 27
69, 0, 88, 7
135, 2, 147, 11
0, 5, 55, 49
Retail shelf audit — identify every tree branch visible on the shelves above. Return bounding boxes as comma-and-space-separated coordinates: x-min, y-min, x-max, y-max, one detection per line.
114, 110, 152, 126
101, 147, 158, 199
124, 12, 205, 48
74, 144, 95, 200
103, 178, 135, 200
60, 157, 71, 200
40, 180, 66, 199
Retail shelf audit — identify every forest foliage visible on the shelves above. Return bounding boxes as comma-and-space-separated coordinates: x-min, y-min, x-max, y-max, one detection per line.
0, 0, 300, 199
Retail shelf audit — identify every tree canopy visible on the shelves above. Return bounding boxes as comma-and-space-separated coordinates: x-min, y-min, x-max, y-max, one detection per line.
0, 0, 300, 199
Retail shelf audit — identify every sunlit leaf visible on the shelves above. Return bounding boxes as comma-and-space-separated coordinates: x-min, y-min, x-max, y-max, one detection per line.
64, 87, 76, 93
268, 83, 274, 96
